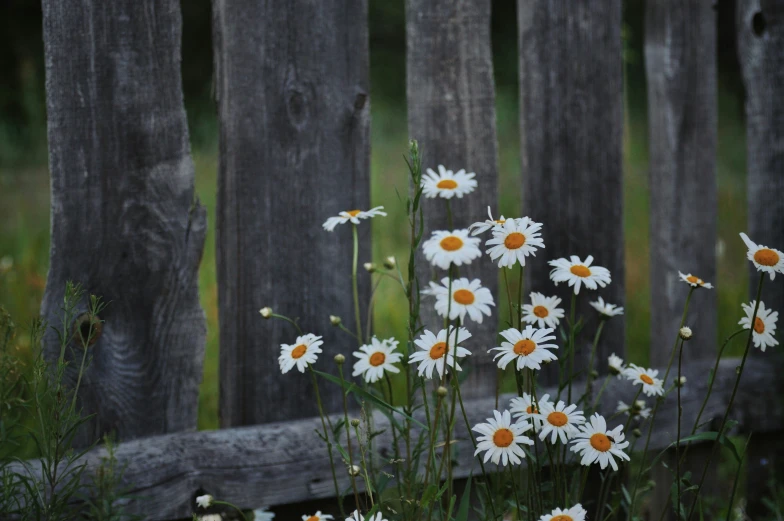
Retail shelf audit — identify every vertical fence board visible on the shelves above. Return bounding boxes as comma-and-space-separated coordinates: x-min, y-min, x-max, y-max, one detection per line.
40, 0, 207, 446
213, 0, 371, 425
405, 0, 500, 398
644, 2, 718, 518
517, 1, 624, 381
737, 1, 784, 516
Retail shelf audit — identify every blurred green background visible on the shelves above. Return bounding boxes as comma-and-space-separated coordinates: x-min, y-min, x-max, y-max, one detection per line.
0, 1, 753, 430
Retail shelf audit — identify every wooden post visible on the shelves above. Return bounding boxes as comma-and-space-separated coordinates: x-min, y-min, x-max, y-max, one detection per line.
644, 1, 718, 518
737, 1, 784, 517
213, 0, 371, 425
405, 0, 500, 398
517, 1, 625, 381
40, 0, 207, 446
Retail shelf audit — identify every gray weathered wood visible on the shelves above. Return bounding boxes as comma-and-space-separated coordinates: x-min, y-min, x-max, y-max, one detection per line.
213, 0, 371, 425
12, 357, 781, 520
40, 0, 207, 446
644, 2, 718, 518
737, 1, 784, 516
406, 0, 500, 399
517, 1, 625, 381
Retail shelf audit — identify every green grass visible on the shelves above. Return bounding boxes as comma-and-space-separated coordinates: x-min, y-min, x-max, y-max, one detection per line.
0, 87, 756, 431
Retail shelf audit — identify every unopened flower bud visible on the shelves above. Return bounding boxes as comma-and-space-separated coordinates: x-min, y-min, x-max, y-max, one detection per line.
259, 307, 273, 319
679, 327, 692, 340
350, 418, 361, 428
590, 369, 599, 378
349, 464, 361, 476
364, 262, 376, 273
383, 256, 396, 270
196, 494, 213, 509
436, 386, 448, 398
677, 376, 687, 387
632, 428, 642, 438
330, 315, 342, 326
334, 354, 345, 364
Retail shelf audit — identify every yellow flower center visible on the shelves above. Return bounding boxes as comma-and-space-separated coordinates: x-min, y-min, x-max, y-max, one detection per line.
533, 305, 549, 318
686, 275, 703, 285
504, 232, 526, 249
453, 289, 475, 305
754, 248, 780, 266
429, 342, 448, 359
291, 344, 307, 359
640, 374, 654, 385
369, 352, 386, 366
754, 317, 765, 334
493, 428, 514, 448
570, 265, 591, 277
495, 219, 506, 224
590, 433, 612, 452
547, 411, 568, 427
346, 210, 362, 217
306, 517, 319, 521
526, 405, 538, 414
551, 516, 574, 521
513, 339, 536, 356
436, 179, 458, 189
440, 236, 464, 251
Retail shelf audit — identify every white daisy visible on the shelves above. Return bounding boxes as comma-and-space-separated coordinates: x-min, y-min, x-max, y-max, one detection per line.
740, 232, 784, 280
590, 296, 624, 318
469, 206, 508, 236
472, 409, 534, 466
509, 392, 553, 429
535, 400, 585, 444
607, 353, 625, 377
422, 229, 482, 270
352, 337, 403, 383
254, 507, 275, 521
196, 495, 213, 509
548, 255, 612, 295
678, 271, 714, 289
421, 165, 477, 199
422, 277, 495, 324
623, 363, 664, 397
537, 504, 588, 521
616, 400, 651, 419
302, 512, 333, 521
409, 328, 472, 380
279, 334, 324, 374
485, 217, 545, 268
322, 207, 387, 232
739, 300, 779, 352
570, 413, 630, 471
522, 292, 565, 329
490, 326, 558, 371
345, 512, 386, 521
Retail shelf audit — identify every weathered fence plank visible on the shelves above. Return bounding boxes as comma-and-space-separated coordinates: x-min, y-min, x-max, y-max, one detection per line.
212, 0, 371, 425
405, 0, 500, 399
737, 1, 784, 516
644, 2, 718, 517
517, 1, 625, 380
13, 357, 780, 520
40, 0, 207, 446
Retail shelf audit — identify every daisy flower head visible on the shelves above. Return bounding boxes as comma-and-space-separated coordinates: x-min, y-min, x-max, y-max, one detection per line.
509, 392, 553, 429
485, 217, 545, 268
469, 206, 508, 236
196, 495, 213, 509
279, 334, 323, 374
623, 363, 664, 397
254, 507, 276, 521
302, 512, 333, 521
522, 292, 565, 329
535, 400, 586, 444
678, 271, 714, 289
538, 504, 588, 521
472, 409, 534, 466
570, 413, 630, 471
739, 300, 779, 352
491, 326, 558, 371
422, 229, 481, 270
322, 207, 386, 232
346, 511, 386, 521
590, 296, 624, 318
421, 165, 477, 199
740, 232, 784, 280
352, 337, 403, 383
423, 277, 495, 324
607, 353, 625, 376
409, 328, 472, 379
548, 255, 611, 295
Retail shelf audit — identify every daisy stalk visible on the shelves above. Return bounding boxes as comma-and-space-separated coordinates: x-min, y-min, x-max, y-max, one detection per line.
337, 363, 360, 515
352, 422, 375, 508
308, 366, 343, 514
352, 223, 363, 345
583, 318, 606, 406
567, 292, 577, 404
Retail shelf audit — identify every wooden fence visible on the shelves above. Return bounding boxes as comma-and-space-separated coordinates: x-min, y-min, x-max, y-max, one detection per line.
27, 0, 784, 519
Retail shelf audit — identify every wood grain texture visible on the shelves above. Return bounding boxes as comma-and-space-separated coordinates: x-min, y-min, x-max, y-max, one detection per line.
212, 0, 371, 425
737, 1, 784, 516
517, 1, 625, 382
40, 0, 206, 446
13, 357, 782, 520
405, 0, 500, 399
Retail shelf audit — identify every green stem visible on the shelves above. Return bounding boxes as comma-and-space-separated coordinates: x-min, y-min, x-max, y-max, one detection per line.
309, 368, 343, 515
353, 424, 375, 508
567, 292, 577, 403
675, 339, 685, 516
211, 500, 248, 521
517, 264, 525, 329
583, 319, 606, 406
270, 313, 303, 336
592, 374, 612, 410
338, 365, 360, 515
352, 224, 363, 345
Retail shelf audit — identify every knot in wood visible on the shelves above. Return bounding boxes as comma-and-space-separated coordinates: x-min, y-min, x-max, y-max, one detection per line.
72, 312, 103, 347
